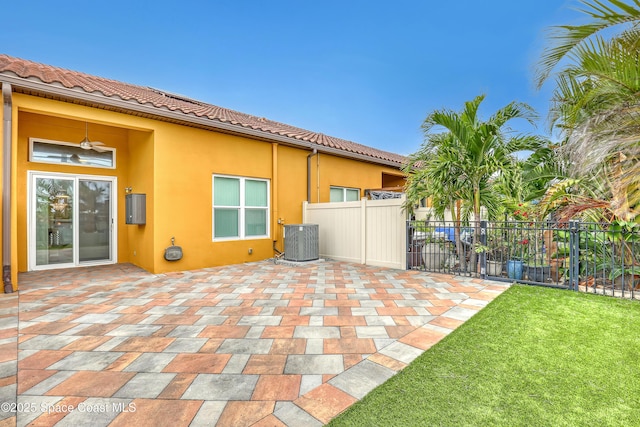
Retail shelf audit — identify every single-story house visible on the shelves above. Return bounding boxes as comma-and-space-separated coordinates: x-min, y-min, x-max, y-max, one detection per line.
0, 54, 407, 292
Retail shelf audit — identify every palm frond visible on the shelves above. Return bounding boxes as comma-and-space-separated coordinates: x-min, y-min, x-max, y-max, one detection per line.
536, 0, 640, 86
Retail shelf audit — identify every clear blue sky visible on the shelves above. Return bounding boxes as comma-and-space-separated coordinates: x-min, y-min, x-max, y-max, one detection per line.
2, 0, 580, 155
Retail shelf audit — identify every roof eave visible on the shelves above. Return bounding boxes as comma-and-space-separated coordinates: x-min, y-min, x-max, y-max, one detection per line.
0, 73, 404, 169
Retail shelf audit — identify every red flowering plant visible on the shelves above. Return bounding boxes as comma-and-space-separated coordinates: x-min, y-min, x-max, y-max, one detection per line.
509, 235, 531, 262
509, 203, 549, 267
499, 202, 532, 260
510, 203, 533, 221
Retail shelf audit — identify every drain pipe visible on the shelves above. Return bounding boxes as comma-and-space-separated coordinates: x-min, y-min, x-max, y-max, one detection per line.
2, 83, 13, 293
307, 149, 317, 202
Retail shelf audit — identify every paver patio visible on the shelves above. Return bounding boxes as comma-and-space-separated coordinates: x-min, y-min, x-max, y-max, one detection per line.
0, 260, 509, 426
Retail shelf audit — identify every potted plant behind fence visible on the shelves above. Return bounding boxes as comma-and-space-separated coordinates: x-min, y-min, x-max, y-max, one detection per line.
410, 221, 452, 270
476, 229, 507, 277
476, 246, 504, 276
503, 204, 535, 280
506, 224, 526, 280
487, 255, 503, 277
525, 253, 551, 282
507, 257, 525, 280
523, 220, 552, 283
547, 228, 569, 284
608, 220, 640, 290
421, 233, 450, 270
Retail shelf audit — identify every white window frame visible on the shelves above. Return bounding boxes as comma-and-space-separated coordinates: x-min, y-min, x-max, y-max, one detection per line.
330, 186, 360, 202
212, 174, 270, 241
29, 137, 116, 169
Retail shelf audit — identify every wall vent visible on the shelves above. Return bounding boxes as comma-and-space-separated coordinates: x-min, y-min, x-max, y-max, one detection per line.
284, 224, 319, 262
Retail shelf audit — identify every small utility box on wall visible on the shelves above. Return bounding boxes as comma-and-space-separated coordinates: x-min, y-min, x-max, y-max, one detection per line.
125, 193, 146, 225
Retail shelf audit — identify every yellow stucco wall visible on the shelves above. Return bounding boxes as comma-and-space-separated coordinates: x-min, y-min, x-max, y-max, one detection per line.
126, 128, 154, 272
312, 154, 406, 202
8, 93, 405, 284
150, 123, 275, 272
13, 94, 153, 280
16, 112, 130, 270
382, 172, 406, 189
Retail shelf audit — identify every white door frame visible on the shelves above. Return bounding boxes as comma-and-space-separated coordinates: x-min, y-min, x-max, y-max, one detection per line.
27, 170, 118, 271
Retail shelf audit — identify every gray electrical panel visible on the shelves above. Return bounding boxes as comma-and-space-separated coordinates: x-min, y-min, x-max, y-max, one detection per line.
125, 193, 146, 225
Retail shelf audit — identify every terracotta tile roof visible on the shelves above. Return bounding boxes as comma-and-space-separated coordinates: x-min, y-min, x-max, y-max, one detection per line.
0, 54, 406, 166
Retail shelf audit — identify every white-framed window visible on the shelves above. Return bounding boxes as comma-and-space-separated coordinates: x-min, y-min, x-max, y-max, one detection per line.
29, 138, 116, 169
330, 186, 360, 202
212, 175, 270, 240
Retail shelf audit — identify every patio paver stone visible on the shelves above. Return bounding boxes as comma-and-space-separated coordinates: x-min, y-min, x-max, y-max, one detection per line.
0, 260, 510, 426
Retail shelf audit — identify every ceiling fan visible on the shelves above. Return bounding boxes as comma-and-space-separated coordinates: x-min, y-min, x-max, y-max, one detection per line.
79, 122, 107, 152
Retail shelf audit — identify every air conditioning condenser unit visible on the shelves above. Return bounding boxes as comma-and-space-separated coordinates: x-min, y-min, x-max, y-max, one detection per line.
284, 224, 319, 262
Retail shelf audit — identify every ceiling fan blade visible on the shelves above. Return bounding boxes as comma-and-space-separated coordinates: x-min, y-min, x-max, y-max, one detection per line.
90, 145, 108, 153
91, 141, 106, 146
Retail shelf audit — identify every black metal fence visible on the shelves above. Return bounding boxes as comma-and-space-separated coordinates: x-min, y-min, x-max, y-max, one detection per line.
407, 219, 640, 299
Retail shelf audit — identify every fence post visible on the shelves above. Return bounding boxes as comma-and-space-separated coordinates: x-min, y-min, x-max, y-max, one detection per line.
360, 198, 367, 265
302, 201, 308, 224
569, 220, 580, 291
480, 220, 487, 279
406, 219, 412, 270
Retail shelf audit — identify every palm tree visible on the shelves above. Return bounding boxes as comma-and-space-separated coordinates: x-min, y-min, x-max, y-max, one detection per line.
409, 95, 543, 220
551, 35, 639, 220
404, 132, 473, 270
404, 94, 547, 268
537, 0, 640, 221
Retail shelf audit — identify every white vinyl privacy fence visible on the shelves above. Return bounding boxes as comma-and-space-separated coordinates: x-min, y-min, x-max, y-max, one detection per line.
302, 197, 407, 269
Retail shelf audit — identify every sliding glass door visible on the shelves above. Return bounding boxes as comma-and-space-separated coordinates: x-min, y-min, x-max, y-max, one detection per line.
29, 172, 117, 270
78, 179, 112, 262
33, 176, 75, 266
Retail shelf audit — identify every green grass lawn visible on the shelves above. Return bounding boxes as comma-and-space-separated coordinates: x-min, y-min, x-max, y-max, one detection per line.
328, 285, 640, 427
